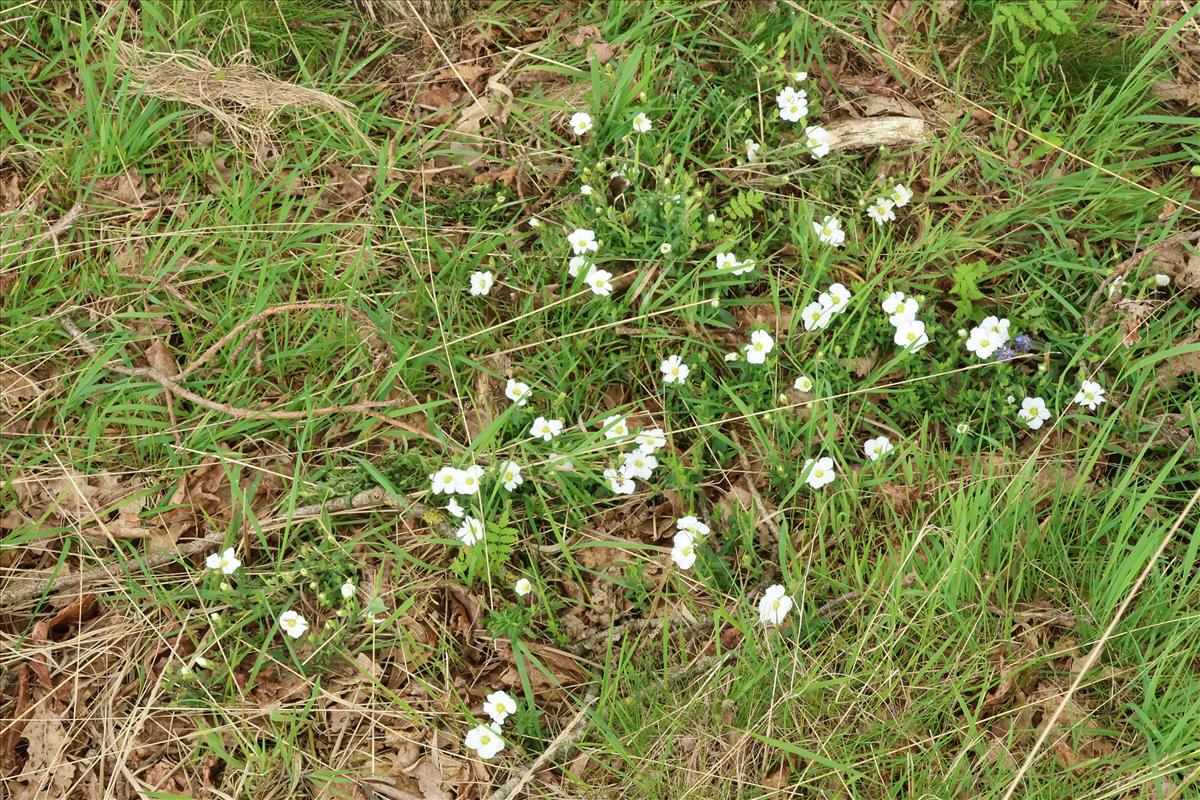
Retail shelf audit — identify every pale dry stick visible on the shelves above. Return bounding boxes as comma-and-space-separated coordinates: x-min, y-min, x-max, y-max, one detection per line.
785, 0, 1200, 217
999, 482, 1200, 800
487, 692, 599, 800
0, 202, 84, 253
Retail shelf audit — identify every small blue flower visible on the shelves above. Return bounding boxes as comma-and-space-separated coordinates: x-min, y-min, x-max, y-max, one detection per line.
1013, 334, 1033, 352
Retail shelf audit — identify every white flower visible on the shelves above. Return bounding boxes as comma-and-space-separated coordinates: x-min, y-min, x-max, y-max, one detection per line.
758, 584, 794, 626
965, 327, 1001, 360
567, 228, 598, 254
580, 183, 593, 196
776, 87, 808, 122
445, 498, 464, 518
528, 217, 541, 228
803, 456, 836, 489
744, 139, 760, 162
866, 197, 896, 225
1006, 395, 1016, 405
483, 691, 517, 725
863, 436, 893, 462
456, 515, 485, 546
660, 354, 690, 384
821, 282, 852, 314
1074, 380, 1106, 411
889, 183, 914, 207
812, 215, 846, 247
888, 297, 919, 326
569, 111, 593, 136
464, 723, 505, 760
340, 582, 355, 600
621, 451, 658, 481
792, 70, 808, 82
430, 466, 462, 495
744, 330, 775, 364
723, 351, 739, 362
801, 301, 833, 331
469, 271, 494, 296
505, 378, 532, 406
659, 242, 672, 255
584, 266, 614, 296
715, 251, 739, 272
602, 414, 630, 440
893, 319, 929, 352
979, 316, 1011, 345
676, 515, 711, 536
804, 125, 831, 158
670, 530, 697, 570
568, 255, 590, 278
956, 422, 970, 435
529, 417, 564, 441
882, 291, 908, 317
776, 86, 803, 105
205, 547, 241, 575
1154, 273, 1171, 287
499, 461, 523, 491
279, 610, 309, 639
454, 465, 484, 495
604, 467, 635, 495
707, 213, 716, 223
514, 578, 532, 597
1018, 396, 1051, 430
635, 427, 667, 453
631, 112, 652, 133
794, 375, 814, 393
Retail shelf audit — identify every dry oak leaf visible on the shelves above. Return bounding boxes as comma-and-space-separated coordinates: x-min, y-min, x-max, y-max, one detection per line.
11, 705, 75, 800
567, 24, 614, 63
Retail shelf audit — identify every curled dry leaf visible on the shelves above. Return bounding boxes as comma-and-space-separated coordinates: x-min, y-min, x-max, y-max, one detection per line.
9, 705, 75, 800
567, 24, 614, 63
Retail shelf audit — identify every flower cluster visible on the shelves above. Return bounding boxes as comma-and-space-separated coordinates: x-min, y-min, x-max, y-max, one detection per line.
566, 227, 614, 296
882, 291, 929, 352
464, 689, 518, 760
430, 464, 485, 496
865, 183, 913, 226
715, 250, 754, 275
670, 515, 711, 570
602, 416, 666, 495
964, 316, 1012, 360
802, 282, 852, 331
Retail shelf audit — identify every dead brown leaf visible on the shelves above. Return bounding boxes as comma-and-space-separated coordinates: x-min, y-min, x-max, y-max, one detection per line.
10, 705, 75, 800
94, 170, 148, 205
1152, 241, 1200, 289
1152, 80, 1200, 105
416, 84, 461, 109
567, 24, 614, 63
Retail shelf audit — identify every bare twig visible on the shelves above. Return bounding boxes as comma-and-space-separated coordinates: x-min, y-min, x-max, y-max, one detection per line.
487, 692, 598, 800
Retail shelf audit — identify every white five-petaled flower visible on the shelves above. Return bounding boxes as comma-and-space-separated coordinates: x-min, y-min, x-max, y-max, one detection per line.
567, 227, 598, 254
793, 70, 808, 82
1154, 273, 1171, 287
821, 282, 852, 314
676, 515, 711, 536
445, 497, 464, 518
279, 610, 309, 639
866, 197, 896, 225
514, 577, 532, 597
454, 465, 484, 495
659, 242, 672, 255
887, 297, 919, 326
758, 584, 794, 626
776, 86, 808, 122
464, 723, 505, 760
569, 111, 593, 136
604, 467, 635, 495
568, 255, 590, 278
744, 330, 775, 364
965, 327, 1000, 360
631, 112, 652, 133
505, 378, 531, 406
469, 271, 494, 296
340, 581, 355, 599
660, 354, 690, 385
893, 318, 930, 352
979, 316, 1011, 345
671, 530, 697, 570
715, 251, 753, 275
889, 183, 914, 207
793, 375, 814, 393
801, 301, 833, 331
528, 217, 541, 228
205, 547, 241, 575
483, 691, 517, 725
863, 436, 893, 462
744, 139, 761, 162
805, 125, 831, 158
1018, 396, 1051, 430
456, 515, 485, 546
635, 427, 667, 453
602, 414, 630, 440
1074, 380, 1107, 411
529, 416, 564, 441
584, 266, 614, 296
621, 450, 657, 481
803, 456, 836, 489
499, 461, 523, 491
431, 466, 461, 495
812, 215, 846, 247
580, 183, 593, 196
